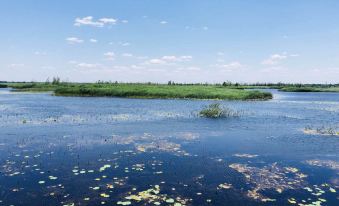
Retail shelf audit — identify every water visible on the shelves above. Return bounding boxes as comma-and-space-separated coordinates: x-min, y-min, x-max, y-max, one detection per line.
0, 88, 338, 206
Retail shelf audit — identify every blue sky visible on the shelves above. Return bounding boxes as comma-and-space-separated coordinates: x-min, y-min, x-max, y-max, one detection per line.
1, 0, 339, 83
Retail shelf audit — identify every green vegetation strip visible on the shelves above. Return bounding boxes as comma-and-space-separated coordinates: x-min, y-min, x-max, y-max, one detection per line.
280, 86, 339, 92
7, 83, 272, 100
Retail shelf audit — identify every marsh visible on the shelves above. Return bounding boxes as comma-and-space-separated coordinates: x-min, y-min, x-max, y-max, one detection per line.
0, 88, 338, 205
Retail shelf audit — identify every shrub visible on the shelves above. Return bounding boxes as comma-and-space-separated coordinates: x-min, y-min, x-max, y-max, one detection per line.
199, 103, 240, 118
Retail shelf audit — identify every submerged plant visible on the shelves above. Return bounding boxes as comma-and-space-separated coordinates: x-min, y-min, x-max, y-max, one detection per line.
199, 103, 240, 118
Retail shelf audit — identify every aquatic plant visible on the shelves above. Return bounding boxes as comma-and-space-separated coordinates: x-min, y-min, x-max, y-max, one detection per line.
280, 86, 339, 92
199, 103, 240, 118
305, 159, 339, 170
229, 163, 308, 202
7, 82, 273, 100
0, 84, 7, 88
303, 126, 338, 136
280, 87, 322, 92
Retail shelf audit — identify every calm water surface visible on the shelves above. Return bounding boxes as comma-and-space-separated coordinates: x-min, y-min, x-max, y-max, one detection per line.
0, 88, 338, 206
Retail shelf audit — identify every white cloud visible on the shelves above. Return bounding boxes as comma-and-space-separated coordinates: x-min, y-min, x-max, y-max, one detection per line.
162, 55, 192, 62
41, 66, 55, 70
130, 64, 144, 70
119, 42, 130, 46
148, 59, 167, 64
99, 18, 117, 24
74, 16, 103, 27
122, 53, 133, 57
66, 37, 84, 44
175, 66, 201, 72
8, 63, 25, 68
203, 26, 209, 30
217, 61, 244, 70
160, 21, 168, 24
262, 53, 298, 65
262, 54, 287, 65
77, 63, 99, 68
312, 67, 339, 74
34, 51, 47, 55
180, 55, 193, 61
137, 56, 149, 60
222, 61, 243, 68
89, 38, 98, 43
74, 16, 117, 27
121, 20, 128, 23
68, 60, 78, 64
260, 66, 285, 73
146, 55, 193, 65
161, 56, 177, 61
104, 52, 115, 60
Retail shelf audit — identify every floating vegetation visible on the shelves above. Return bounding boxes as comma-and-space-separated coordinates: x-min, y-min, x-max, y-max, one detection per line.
119, 185, 189, 205
117, 201, 132, 205
229, 163, 308, 202
305, 159, 339, 171
217, 183, 232, 190
131, 163, 145, 171
303, 126, 339, 136
48, 175, 58, 180
99, 164, 111, 172
112, 133, 197, 156
199, 103, 240, 118
233, 153, 259, 158
136, 141, 182, 154
283, 183, 337, 206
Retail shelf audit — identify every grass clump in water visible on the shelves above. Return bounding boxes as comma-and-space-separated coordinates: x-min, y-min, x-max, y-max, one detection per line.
199, 103, 240, 118
303, 125, 339, 136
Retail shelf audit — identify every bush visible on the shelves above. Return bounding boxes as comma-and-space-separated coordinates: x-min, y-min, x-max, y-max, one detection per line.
199, 103, 240, 118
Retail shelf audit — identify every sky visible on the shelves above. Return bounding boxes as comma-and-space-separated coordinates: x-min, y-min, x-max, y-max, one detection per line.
1, 0, 339, 83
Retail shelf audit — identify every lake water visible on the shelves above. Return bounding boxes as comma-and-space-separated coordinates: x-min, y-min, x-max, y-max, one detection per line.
0, 88, 338, 206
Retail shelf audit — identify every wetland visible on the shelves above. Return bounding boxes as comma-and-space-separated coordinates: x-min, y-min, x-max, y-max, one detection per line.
0, 88, 338, 205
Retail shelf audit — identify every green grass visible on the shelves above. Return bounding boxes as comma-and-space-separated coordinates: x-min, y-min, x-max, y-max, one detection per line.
199, 103, 240, 118
279, 87, 322, 92
279, 86, 339, 92
8, 82, 272, 100
9, 82, 61, 92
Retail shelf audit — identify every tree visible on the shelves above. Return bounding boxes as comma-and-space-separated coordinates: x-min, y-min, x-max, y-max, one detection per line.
52, 77, 60, 85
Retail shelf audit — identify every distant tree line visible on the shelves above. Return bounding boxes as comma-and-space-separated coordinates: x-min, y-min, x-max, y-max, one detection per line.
1, 78, 338, 87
